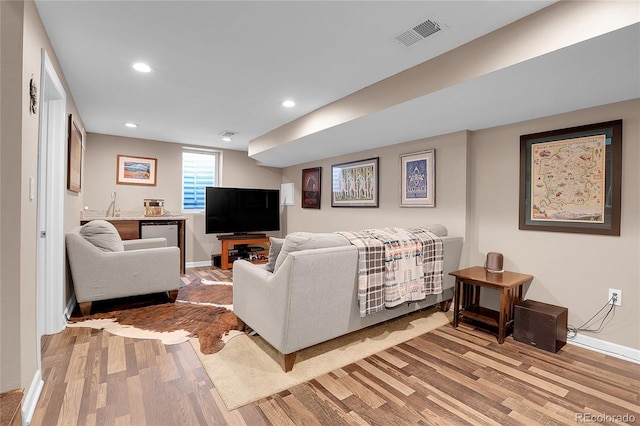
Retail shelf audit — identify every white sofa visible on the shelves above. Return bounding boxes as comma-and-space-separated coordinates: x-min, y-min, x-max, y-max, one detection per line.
66, 220, 181, 316
232, 224, 463, 371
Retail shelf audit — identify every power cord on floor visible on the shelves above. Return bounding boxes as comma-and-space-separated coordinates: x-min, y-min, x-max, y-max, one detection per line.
567, 296, 616, 338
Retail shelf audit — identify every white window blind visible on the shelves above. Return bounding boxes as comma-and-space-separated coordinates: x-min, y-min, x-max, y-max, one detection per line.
182, 149, 219, 210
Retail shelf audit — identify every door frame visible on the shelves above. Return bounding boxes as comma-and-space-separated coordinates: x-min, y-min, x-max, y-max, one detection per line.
37, 49, 66, 344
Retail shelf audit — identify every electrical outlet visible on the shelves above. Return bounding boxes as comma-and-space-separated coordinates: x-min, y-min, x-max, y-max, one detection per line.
608, 288, 622, 306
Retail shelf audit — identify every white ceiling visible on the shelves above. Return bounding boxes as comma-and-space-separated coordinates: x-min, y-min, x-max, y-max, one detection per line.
35, 1, 639, 168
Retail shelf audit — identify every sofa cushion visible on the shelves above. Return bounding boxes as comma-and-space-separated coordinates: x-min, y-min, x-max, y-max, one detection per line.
422, 224, 448, 237
80, 220, 124, 252
265, 237, 284, 272
273, 232, 350, 272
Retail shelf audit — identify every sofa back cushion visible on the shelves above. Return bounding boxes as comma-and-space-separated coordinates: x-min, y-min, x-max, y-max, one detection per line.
421, 224, 448, 237
265, 237, 285, 272
80, 220, 124, 252
273, 232, 350, 272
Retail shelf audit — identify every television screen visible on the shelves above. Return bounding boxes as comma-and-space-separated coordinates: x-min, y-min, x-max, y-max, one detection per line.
205, 187, 280, 234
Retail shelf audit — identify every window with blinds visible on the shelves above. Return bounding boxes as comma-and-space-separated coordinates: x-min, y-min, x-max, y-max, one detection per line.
182, 149, 219, 210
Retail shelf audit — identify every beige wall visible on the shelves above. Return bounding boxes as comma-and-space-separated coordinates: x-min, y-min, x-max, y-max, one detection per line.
1, 0, 85, 394
82, 134, 183, 215
282, 99, 639, 351
468, 99, 639, 351
281, 131, 468, 242
83, 134, 283, 264
1, 0, 26, 394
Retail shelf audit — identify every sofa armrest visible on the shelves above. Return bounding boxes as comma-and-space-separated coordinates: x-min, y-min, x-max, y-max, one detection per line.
233, 259, 294, 349
440, 236, 463, 290
123, 238, 167, 250
233, 245, 359, 354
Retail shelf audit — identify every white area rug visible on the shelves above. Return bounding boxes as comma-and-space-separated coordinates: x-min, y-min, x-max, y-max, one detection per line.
193, 307, 451, 410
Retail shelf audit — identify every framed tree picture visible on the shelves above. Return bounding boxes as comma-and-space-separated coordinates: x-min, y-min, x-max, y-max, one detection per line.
302, 167, 321, 209
519, 120, 622, 235
400, 149, 435, 207
116, 154, 157, 186
331, 157, 379, 207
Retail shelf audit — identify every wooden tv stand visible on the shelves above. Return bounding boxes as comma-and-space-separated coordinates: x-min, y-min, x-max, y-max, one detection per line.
218, 234, 270, 270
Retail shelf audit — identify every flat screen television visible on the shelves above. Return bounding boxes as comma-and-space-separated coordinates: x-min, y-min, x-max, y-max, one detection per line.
205, 187, 280, 235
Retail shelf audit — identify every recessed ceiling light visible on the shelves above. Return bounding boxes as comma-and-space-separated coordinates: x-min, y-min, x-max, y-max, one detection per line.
282, 99, 295, 108
132, 62, 152, 73
222, 136, 232, 142
124, 122, 138, 128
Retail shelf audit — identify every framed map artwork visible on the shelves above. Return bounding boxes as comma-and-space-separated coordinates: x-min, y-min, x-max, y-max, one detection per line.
519, 120, 622, 235
400, 149, 435, 207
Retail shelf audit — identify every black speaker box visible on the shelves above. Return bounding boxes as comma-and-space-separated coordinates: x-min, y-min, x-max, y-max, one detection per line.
514, 300, 568, 353
211, 254, 221, 267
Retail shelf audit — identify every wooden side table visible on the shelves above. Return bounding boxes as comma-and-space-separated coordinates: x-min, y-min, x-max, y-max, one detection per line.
450, 266, 533, 344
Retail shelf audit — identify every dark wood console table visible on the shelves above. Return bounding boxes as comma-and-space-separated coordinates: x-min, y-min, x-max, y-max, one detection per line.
450, 266, 533, 344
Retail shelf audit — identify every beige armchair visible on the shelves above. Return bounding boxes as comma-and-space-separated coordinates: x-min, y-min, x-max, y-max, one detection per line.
66, 220, 181, 316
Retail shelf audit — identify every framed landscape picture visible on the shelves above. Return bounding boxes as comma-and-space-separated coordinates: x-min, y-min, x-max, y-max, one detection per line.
116, 154, 157, 186
400, 149, 435, 207
519, 120, 622, 235
331, 157, 379, 207
302, 167, 321, 209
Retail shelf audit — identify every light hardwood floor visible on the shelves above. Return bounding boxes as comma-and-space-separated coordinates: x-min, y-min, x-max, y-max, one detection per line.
32, 267, 639, 425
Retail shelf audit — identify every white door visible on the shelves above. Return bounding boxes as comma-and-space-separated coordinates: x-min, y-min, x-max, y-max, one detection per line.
36, 50, 66, 356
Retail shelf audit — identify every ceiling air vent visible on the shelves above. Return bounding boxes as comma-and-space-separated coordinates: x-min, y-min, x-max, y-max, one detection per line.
219, 130, 238, 142
395, 18, 445, 47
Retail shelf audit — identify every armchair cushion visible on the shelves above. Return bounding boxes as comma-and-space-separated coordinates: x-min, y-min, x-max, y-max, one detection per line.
79, 220, 124, 252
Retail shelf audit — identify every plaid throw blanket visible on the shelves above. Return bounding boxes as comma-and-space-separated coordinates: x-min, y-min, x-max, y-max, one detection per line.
337, 227, 443, 317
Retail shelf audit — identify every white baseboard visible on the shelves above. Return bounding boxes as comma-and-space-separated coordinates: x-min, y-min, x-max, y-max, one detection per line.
22, 370, 43, 426
186, 260, 212, 268
567, 333, 640, 364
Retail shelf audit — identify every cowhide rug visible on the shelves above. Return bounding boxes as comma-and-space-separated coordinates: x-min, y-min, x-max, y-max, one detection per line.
67, 279, 239, 354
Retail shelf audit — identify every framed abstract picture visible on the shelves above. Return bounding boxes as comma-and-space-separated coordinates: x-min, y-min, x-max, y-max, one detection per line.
400, 149, 435, 207
302, 167, 321, 209
519, 120, 622, 235
331, 157, 379, 207
116, 154, 157, 186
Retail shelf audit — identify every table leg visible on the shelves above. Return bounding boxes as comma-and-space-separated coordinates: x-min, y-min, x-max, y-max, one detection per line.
473, 284, 481, 306
221, 240, 230, 270
463, 282, 473, 307
453, 279, 460, 328
498, 288, 508, 344
517, 284, 524, 304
